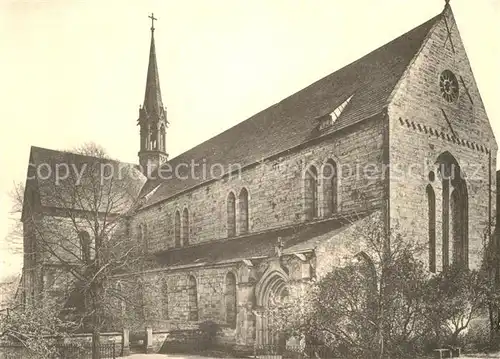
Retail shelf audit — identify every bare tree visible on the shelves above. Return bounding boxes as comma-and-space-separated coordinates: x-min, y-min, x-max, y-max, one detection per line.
0, 274, 20, 310
4, 182, 25, 258
267, 216, 430, 359
0, 292, 78, 359
479, 220, 500, 348
10, 142, 146, 359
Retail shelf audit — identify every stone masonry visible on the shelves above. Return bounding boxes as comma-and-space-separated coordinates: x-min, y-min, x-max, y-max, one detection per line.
20, 3, 497, 353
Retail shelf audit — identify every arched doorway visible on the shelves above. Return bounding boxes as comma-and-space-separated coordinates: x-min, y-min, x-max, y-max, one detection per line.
255, 268, 289, 346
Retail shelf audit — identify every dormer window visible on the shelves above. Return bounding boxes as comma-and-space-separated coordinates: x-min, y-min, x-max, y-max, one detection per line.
318, 95, 354, 130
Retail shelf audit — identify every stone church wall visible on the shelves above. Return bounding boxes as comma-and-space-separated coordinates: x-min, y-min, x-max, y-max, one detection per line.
133, 116, 388, 253
109, 248, 323, 347
22, 212, 130, 304
388, 8, 497, 271
112, 264, 239, 332
314, 210, 384, 278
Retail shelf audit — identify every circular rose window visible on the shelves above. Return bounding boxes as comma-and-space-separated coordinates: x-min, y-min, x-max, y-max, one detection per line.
439, 70, 459, 103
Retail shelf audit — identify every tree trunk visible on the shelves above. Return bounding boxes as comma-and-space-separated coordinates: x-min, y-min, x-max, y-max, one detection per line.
92, 323, 101, 359
91, 233, 104, 359
90, 283, 105, 359
489, 305, 500, 350
89, 286, 103, 359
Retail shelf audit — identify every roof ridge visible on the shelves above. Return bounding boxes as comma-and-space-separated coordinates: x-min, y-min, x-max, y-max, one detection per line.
274, 13, 443, 110
29, 146, 141, 170
164, 13, 442, 165
142, 12, 444, 205
386, 12, 443, 106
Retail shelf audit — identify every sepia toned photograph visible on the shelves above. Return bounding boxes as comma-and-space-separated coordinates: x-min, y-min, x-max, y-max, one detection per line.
0, 1, 499, 358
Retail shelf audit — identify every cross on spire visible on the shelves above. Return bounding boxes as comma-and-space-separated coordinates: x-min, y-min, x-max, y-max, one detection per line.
149, 13, 157, 32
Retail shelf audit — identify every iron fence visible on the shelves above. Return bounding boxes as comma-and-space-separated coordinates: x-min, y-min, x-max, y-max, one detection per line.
54, 343, 117, 358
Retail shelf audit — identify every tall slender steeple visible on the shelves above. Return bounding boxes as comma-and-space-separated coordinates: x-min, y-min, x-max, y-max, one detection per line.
138, 13, 169, 176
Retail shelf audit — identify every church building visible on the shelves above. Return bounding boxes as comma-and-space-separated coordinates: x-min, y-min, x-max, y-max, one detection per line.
20, 2, 497, 350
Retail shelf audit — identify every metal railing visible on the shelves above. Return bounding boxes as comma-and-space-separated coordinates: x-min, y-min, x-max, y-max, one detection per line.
0, 343, 118, 359
54, 343, 117, 358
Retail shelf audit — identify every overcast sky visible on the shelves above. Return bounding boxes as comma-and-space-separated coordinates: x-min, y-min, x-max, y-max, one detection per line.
0, 0, 499, 279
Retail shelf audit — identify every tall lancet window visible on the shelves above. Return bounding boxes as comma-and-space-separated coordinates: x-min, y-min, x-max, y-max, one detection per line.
225, 272, 237, 328
187, 275, 198, 321
426, 185, 436, 273
143, 124, 151, 151
174, 211, 181, 248
150, 123, 158, 150
322, 160, 338, 216
450, 184, 468, 267
238, 188, 249, 234
437, 152, 469, 269
161, 280, 169, 320
78, 231, 91, 264
304, 166, 318, 220
160, 124, 166, 152
450, 190, 460, 262
182, 208, 189, 246
140, 127, 147, 152
227, 192, 236, 237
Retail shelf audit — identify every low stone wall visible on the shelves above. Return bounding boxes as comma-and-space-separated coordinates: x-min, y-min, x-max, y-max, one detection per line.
61, 331, 122, 346
151, 329, 169, 353
149, 323, 238, 354
216, 326, 236, 346
62, 332, 123, 355
157, 329, 207, 354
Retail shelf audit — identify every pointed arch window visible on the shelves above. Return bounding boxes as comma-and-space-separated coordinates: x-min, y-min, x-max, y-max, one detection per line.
450, 190, 460, 263
161, 280, 169, 320
78, 231, 91, 263
451, 185, 468, 267
150, 123, 158, 150
174, 211, 181, 248
322, 160, 338, 216
225, 272, 237, 328
182, 208, 189, 246
227, 192, 236, 237
160, 124, 166, 152
187, 275, 198, 321
304, 166, 319, 220
140, 127, 147, 152
437, 152, 469, 269
427, 185, 436, 273
238, 188, 249, 234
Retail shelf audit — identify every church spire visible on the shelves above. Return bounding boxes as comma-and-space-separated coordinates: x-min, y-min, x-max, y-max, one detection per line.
138, 13, 168, 176
143, 13, 164, 118
443, 0, 452, 12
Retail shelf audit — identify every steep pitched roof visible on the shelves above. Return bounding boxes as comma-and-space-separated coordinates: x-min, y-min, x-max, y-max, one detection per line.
23, 146, 146, 216
140, 13, 442, 207
153, 209, 374, 268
